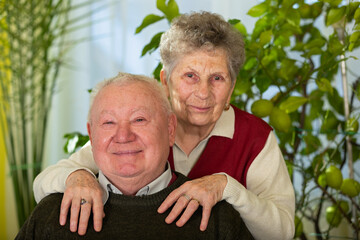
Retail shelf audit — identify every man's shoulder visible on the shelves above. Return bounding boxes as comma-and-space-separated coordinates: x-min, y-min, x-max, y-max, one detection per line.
210, 200, 255, 239
37, 193, 63, 209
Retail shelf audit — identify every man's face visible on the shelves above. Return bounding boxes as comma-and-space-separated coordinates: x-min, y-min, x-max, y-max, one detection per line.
87, 82, 176, 189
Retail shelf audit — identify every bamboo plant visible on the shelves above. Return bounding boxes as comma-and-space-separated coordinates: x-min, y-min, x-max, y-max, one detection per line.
0, 0, 104, 227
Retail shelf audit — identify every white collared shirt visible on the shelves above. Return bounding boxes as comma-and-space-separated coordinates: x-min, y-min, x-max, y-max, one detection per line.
98, 162, 172, 203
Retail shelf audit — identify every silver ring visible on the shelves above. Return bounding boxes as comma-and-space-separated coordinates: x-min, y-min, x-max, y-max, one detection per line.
182, 194, 191, 201
80, 198, 87, 205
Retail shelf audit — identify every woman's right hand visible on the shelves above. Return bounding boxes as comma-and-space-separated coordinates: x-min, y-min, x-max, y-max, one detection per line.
59, 170, 105, 235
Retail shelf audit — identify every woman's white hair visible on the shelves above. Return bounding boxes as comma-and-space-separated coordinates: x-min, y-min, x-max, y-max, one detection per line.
87, 72, 172, 122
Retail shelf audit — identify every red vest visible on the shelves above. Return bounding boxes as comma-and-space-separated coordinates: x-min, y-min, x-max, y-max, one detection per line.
168, 107, 272, 188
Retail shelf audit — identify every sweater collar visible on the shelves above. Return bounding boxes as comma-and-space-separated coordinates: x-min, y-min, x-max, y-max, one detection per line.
98, 162, 172, 204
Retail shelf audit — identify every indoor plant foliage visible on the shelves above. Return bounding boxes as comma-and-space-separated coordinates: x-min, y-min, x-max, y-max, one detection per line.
135, 0, 360, 239
0, 0, 100, 227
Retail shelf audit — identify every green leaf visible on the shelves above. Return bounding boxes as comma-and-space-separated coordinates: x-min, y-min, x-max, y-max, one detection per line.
326, 7, 346, 26
153, 62, 163, 81
255, 75, 271, 93
243, 57, 258, 71
303, 134, 321, 154
356, 83, 360, 101
328, 34, 343, 55
316, 78, 334, 95
63, 132, 89, 154
311, 2, 324, 18
234, 22, 247, 36
261, 49, 278, 66
135, 14, 164, 34
157, 0, 179, 22
355, 8, 360, 23
247, 2, 268, 17
234, 78, 251, 95
286, 9, 301, 26
141, 32, 163, 56
349, 31, 360, 51
327, 89, 344, 115
354, 23, 360, 31
347, 2, 360, 22
304, 38, 326, 50
279, 59, 297, 81
323, 0, 342, 6
156, 0, 167, 14
228, 19, 240, 25
279, 96, 308, 113
166, 0, 180, 21
259, 30, 272, 46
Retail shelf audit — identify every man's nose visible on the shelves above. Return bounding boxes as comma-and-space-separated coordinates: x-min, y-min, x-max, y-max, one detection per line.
113, 123, 136, 143
195, 80, 210, 99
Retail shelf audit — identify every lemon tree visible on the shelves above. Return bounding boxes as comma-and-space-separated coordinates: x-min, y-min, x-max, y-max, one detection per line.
131, 0, 360, 239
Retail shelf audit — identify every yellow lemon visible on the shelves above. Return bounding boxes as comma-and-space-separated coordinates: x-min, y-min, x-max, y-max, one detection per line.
251, 99, 274, 118
325, 165, 343, 190
340, 178, 360, 197
269, 107, 291, 133
317, 173, 327, 188
326, 206, 342, 227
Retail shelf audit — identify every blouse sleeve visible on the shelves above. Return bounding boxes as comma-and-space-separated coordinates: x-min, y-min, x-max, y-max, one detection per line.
221, 131, 295, 240
33, 142, 99, 203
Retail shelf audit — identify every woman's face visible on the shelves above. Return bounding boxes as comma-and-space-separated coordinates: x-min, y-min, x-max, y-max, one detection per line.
162, 49, 234, 131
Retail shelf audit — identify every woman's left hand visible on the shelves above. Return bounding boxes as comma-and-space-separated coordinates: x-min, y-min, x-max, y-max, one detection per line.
157, 174, 227, 231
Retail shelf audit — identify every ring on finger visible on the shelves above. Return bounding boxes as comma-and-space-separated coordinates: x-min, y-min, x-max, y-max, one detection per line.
182, 194, 191, 201
191, 198, 200, 205
80, 198, 87, 206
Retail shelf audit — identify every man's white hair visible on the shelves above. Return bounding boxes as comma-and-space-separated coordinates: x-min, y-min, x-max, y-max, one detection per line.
87, 72, 172, 123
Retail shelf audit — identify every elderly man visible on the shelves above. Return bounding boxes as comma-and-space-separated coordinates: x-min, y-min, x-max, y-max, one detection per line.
16, 73, 254, 239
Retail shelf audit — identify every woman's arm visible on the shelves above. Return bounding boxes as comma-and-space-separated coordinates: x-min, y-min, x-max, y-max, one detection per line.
33, 142, 98, 202
222, 131, 295, 240
158, 131, 295, 240
33, 142, 105, 235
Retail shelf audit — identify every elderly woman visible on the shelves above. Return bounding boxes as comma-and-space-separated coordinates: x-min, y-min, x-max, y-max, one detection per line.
34, 12, 295, 240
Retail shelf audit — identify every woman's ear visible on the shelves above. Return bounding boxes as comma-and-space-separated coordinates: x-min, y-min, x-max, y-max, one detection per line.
226, 83, 236, 106
160, 69, 170, 98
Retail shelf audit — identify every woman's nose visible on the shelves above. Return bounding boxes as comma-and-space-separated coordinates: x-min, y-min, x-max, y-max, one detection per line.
113, 123, 136, 143
195, 80, 210, 99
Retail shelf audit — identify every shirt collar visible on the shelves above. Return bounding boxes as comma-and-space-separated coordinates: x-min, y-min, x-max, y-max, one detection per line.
98, 162, 172, 204
203, 106, 235, 140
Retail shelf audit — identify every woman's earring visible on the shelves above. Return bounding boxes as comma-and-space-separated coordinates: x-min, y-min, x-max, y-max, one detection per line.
224, 103, 230, 111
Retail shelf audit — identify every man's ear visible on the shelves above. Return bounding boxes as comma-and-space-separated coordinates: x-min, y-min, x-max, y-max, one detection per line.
168, 113, 177, 146
87, 122, 93, 144
160, 69, 170, 98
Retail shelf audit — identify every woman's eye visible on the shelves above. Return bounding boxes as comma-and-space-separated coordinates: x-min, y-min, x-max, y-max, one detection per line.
186, 73, 194, 78
213, 75, 223, 81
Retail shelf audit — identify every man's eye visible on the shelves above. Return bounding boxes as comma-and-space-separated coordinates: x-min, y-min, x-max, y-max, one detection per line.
104, 121, 114, 125
135, 118, 145, 122
186, 73, 194, 78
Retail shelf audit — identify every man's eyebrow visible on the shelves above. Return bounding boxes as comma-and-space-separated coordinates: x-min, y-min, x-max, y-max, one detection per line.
130, 107, 153, 114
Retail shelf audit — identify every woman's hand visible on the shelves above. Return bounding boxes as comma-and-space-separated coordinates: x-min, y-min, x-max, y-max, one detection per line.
157, 174, 227, 231
59, 170, 105, 235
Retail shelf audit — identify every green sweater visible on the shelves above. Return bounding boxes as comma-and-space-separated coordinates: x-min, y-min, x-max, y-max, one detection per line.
16, 173, 254, 240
